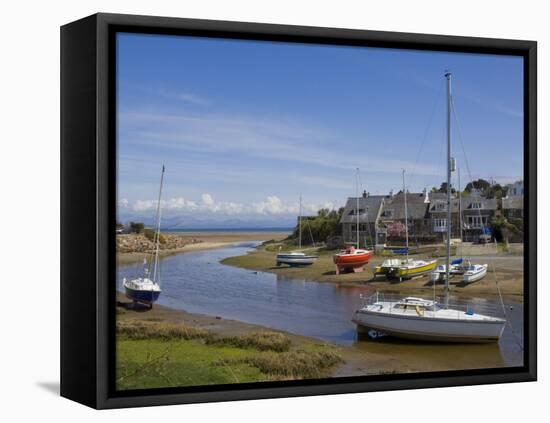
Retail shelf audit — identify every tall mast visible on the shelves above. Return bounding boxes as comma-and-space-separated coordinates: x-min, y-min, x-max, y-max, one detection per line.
458, 167, 463, 256
445, 71, 452, 305
356, 168, 360, 249
152, 165, 165, 284
298, 194, 302, 249
402, 169, 409, 260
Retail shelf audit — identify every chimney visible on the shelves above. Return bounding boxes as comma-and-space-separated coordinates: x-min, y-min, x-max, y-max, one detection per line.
362, 190, 367, 198
423, 188, 430, 204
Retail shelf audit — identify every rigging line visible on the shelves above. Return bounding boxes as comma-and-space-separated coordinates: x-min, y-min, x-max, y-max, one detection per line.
450, 97, 475, 186
437, 119, 445, 188
492, 265, 524, 350
406, 78, 445, 192
451, 97, 487, 237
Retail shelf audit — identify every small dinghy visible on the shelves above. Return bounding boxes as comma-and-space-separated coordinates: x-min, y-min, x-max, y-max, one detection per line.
431, 258, 465, 282
463, 263, 488, 283
276, 251, 318, 266
333, 245, 373, 274
276, 195, 318, 267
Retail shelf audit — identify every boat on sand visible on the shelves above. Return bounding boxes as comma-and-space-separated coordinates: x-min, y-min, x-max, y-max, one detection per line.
276, 195, 318, 267
353, 294, 505, 343
333, 245, 373, 274
374, 169, 436, 281
354, 72, 505, 343
123, 165, 165, 308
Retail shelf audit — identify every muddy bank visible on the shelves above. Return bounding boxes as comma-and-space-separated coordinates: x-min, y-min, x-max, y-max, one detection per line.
221, 244, 524, 301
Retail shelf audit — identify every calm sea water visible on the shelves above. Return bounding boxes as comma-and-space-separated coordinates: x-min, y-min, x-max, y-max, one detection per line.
163, 228, 292, 233
117, 242, 524, 367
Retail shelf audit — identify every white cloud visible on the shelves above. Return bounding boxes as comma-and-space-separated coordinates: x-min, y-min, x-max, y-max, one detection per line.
118, 198, 129, 208
132, 197, 198, 212
126, 194, 330, 217
201, 193, 215, 206
254, 196, 287, 215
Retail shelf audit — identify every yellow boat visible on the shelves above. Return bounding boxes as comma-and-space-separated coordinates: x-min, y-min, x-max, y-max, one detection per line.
375, 258, 437, 281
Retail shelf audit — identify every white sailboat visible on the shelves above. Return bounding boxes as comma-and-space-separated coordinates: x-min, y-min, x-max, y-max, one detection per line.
374, 169, 436, 281
276, 195, 318, 266
353, 294, 505, 342
122, 165, 165, 308
354, 72, 505, 342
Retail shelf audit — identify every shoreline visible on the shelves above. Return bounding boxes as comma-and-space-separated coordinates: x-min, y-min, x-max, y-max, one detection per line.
221, 243, 525, 301
117, 231, 288, 266
115, 235, 522, 389
116, 291, 515, 389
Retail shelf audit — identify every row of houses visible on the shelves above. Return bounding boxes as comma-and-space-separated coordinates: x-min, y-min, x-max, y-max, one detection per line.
340, 186, 524, 247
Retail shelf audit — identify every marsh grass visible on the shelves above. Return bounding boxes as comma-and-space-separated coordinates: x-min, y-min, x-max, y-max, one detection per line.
206, 331, 292, 352
116, 320, 212, 341
117, 321, 292, 352
216, 349, 342, 379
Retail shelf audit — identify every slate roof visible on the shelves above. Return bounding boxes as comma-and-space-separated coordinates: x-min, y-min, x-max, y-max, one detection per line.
428, 193, 497, 213
379, 192, 430, 221
339, 195, 385, 224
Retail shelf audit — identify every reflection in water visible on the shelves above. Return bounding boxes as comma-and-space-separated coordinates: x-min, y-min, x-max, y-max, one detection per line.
117, 242, 523, 368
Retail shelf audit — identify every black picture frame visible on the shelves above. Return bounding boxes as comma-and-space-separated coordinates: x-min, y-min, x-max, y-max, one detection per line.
60, 12, 537, 409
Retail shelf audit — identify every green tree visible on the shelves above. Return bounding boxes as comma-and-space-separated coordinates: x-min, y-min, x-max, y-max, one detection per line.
291, 208, 343, 247
129, 221, 145, 234
465, 178, 491, 193
489, 216, 518, 242
437, 182, 456, 194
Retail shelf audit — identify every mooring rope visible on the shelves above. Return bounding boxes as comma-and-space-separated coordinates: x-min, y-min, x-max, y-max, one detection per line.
492, 264, 523, 350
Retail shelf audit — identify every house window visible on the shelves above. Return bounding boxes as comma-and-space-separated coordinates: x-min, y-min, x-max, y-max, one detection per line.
348, 208, 366, 216
350, 224, 357, 231
435, 202, 445, 211
359, 224, 367, 231
382, 209, 393, 218
433, 218, 447, 232
471, 202, 482, 209
467, 216, 486, 228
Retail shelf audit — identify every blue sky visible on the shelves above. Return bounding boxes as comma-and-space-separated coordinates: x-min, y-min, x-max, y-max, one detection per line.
116, 33, 523, 228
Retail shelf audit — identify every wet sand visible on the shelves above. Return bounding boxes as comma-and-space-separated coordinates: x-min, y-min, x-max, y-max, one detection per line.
222, 244, 524, 301
116, 291, 520, 378
116, 238, 523, 383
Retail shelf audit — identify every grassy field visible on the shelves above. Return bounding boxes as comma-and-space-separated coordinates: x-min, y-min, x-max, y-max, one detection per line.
221, 241, 524, 300
116, 305, 341, 390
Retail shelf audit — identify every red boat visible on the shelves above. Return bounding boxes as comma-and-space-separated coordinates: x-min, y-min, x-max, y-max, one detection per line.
333, 246, 373, 275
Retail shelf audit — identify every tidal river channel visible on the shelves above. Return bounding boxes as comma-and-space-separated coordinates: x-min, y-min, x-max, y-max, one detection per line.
117, 242, 524, 368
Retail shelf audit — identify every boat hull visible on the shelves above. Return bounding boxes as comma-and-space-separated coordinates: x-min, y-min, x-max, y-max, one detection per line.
333, 252, 373, 266
375, 260, 437, 280
124, 286, 161, 305
333, 250, 373, 274
353, 309, 505, 343
463, 264, 488, 283
276, 254, 318, 266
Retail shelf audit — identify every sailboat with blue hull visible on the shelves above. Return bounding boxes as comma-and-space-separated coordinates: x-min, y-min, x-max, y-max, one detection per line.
123, 165, 165, 308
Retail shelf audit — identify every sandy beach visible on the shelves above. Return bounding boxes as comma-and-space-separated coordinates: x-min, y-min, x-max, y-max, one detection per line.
117, 231, 289, 265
